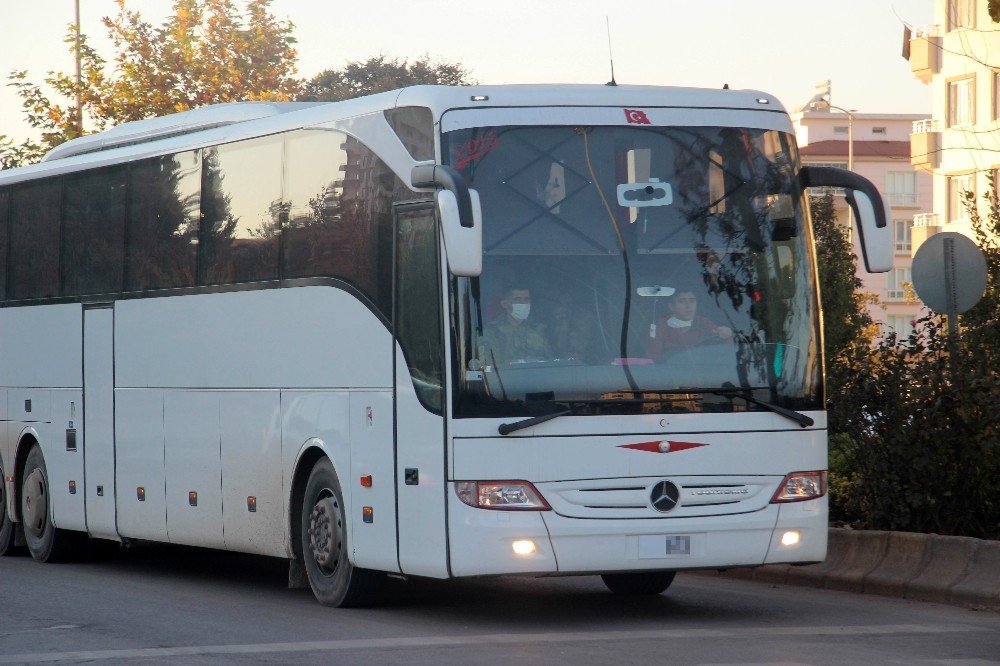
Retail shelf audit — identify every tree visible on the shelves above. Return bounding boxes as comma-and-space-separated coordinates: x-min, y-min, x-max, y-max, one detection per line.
299, 54, 474, 102
1, 0, 299, 168
809, 193, 877, 432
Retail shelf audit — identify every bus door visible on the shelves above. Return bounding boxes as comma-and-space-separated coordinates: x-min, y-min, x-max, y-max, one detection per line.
82, 303, 117, 539
392, 202, 449, 577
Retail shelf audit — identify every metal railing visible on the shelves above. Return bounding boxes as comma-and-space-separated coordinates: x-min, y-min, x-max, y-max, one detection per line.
888, 193, 919, 206
913, 24, 942, 38
911, 118, 940, 134
912, 212, 940, 227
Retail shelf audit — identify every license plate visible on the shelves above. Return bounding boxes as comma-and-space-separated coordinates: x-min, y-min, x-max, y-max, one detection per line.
638, 534, 692, 558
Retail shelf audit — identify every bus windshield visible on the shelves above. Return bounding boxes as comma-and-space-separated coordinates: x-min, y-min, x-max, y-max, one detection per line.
444, 124, 821, 418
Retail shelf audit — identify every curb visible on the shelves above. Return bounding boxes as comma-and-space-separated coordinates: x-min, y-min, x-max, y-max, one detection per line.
698, 528, 1000, 610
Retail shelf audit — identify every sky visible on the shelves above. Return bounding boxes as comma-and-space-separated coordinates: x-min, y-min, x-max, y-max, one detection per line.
0, 0, 933, 142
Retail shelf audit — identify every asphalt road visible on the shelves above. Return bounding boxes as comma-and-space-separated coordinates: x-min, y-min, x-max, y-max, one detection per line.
0, 543, 998, 665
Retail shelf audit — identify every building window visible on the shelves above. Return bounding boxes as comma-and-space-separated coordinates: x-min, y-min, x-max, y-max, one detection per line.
887, 171, 918, 206
948, 0, 975, 30
948, 173, 976, 223
887, 267, 912, 300
886, 316, 916, 338
894, 219, 912, 253
872, 127, 887, 135
993, 70, 1000, 121
833, 126, 848, 135
948, 76, 976, 127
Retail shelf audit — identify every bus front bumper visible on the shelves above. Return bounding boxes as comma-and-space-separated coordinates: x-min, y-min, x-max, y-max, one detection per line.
447, 492, 827, 577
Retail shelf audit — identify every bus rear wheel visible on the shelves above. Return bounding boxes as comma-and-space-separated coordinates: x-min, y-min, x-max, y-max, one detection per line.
300, 457, 382, 607
20, 445, 85, 563
601, 571, 676, 596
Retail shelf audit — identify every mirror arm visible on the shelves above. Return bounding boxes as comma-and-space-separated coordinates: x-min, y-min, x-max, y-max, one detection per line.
411, 164, 474, 228
799, 166, 887, 229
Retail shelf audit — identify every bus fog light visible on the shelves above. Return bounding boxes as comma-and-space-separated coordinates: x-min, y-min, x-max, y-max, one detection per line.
781, 530, 801, 547
512, 539, 536, 555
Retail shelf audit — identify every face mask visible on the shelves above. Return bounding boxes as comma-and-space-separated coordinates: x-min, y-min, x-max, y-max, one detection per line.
510, 303, 531, 321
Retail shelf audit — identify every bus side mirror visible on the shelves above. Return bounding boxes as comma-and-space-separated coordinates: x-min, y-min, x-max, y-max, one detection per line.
412, 164, 483, 277
436, 189, 483, 277
800, 166, 893, 273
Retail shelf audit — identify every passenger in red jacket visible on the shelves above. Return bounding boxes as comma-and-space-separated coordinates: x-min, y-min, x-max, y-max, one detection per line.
646, 289, 733, 359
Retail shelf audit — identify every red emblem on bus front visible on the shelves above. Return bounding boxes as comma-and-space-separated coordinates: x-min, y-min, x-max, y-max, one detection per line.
624, 109, 651, 125
618, 440, 707, 454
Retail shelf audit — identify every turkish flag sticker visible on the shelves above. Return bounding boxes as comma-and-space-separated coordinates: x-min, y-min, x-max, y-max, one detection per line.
624, 109, 651, 124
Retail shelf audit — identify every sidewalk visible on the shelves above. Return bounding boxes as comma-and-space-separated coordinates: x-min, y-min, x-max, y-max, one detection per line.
700, 528, 1000, 610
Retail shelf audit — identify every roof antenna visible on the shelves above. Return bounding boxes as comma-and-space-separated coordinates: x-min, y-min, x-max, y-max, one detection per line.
605, 16, 617, 87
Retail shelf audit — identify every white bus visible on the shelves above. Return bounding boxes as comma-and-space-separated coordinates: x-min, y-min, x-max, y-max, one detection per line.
0, 85, 891, 606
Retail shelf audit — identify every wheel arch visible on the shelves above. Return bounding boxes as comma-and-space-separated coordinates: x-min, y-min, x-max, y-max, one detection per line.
288, 443, 333, 560
12, 429, 41, 523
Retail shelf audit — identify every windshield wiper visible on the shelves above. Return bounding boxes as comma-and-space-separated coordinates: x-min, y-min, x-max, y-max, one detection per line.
498, 407, 575, 435
709, 385, 814, 428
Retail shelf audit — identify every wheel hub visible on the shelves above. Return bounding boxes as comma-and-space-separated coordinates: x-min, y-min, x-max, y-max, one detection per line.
308, 496, 342, 572
22, 469, 47, 538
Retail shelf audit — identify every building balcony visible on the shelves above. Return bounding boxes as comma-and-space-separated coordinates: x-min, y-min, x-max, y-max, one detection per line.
887, 193, 919, 207
911, 212, 941, 257
910, 118, 940, 171
908, 24, 941, 83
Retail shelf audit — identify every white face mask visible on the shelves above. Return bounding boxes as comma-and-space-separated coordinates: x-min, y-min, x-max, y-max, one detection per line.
510, 303, 531, 321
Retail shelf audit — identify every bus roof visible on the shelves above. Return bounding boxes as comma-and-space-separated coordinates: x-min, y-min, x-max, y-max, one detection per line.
0, 84, 787, 186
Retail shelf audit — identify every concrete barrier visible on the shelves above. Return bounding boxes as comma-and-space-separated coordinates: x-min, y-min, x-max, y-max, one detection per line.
700, 529, 999, 610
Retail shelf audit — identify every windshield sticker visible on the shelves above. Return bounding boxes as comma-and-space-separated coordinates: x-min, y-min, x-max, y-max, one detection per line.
616, 180, 673, 208
624, 109, 651, 125
452, 130, 499, 170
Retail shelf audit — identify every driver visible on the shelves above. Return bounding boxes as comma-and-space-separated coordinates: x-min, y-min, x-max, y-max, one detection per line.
646, 288, 733, 358
479, 285, 551, 366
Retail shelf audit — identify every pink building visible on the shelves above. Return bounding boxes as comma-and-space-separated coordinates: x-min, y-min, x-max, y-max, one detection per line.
792, 110, 931, 337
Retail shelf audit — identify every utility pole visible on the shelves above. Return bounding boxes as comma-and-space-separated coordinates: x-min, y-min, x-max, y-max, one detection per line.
74, 0, 83, 136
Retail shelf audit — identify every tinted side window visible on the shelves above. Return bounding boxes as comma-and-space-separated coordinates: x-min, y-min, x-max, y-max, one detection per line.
385, 106, 435, 161
63, 166, 126, 295
200, 137, 282, 285
0, 189, 8, 300
11, 178, 62, 299
126, 151, 200, 291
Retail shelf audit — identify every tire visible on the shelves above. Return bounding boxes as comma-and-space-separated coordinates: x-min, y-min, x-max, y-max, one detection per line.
601, 571, 676, 596
20, 445, 85, 563
0, 458, 21, 556
300, 457, 382, 607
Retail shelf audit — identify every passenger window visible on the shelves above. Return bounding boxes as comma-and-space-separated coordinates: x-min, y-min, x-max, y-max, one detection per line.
63, 166, 127, 295
0, 189, 8, 300
126, 151, 201, 291
10, 178, 62, 299
200, 137, 283, 285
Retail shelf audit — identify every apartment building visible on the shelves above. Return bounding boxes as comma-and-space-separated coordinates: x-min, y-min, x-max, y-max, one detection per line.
792, 109, 929, 337
908, 0, 1000, 250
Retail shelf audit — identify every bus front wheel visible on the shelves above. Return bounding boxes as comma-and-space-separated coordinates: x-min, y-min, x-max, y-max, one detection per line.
601, 571, 676, 596
20, 445, 84, 562
300, 457, 382, 607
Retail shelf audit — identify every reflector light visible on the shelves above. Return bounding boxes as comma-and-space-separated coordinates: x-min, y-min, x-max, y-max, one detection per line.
470, 95, 489, 101
512, 539, 537, 555
454, 481, 550, 510
770, 471, 827, 503
362, 506, 373, 523
360, 475, 373, 488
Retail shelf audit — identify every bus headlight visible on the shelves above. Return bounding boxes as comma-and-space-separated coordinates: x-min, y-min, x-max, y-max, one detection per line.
455, 481, 551, 510
770, 471, 827, 503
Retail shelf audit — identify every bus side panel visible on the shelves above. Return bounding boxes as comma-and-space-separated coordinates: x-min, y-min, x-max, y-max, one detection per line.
164, 391, 224, 548
349, 390, 399, 572
115, 390, 168, 541
221, 390, 284, 557
395, 351, 449, 579
1, 304, 85, 532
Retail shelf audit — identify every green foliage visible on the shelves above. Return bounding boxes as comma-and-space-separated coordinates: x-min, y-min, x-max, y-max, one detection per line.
827, 186, 1000, 539
990, 0, 1000, 23
299, 54, 474, 102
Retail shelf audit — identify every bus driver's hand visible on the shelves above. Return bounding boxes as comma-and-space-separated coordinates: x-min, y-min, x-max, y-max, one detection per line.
716, 326, 733, 341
